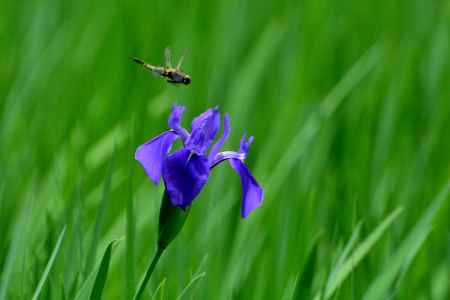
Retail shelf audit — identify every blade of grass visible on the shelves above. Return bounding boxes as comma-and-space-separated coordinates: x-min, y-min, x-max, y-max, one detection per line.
363, 180, 450, 300
321, 207, 403, 299
74, 238, 121, 300
73, 269, 97, 300
324, 223, 362, 297
89, 239, 118, 300
175, 272, 206, 300
151, 278, 166, 300
0, 190, 34, 300
85, 150, 115, 275
125, 143, 136, 299
227, 20, 285, 130
292, 235, 320, 300
31, 226, 67, 300
264, 43, 382, 201
175, 254, 209, 300
335, 223, 362, 273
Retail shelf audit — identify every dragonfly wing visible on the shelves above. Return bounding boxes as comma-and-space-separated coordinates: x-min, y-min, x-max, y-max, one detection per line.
165, 47, 172, 68
176, 49, 189, 70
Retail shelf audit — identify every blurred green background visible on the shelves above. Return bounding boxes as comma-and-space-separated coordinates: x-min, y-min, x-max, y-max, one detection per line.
1, 0, 449, 299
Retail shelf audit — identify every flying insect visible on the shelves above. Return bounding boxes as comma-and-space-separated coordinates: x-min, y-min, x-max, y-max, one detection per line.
133, 48, 191, 85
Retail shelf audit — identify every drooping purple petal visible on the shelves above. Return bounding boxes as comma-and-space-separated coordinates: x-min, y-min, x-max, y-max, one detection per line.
229, 159, 263, 218
185, 108, 220, 155
135, 131, 178, 184
209, 151, 246, 169
168, 105, 189, 142
162, 149, 210, 209
208, 113, 230, 163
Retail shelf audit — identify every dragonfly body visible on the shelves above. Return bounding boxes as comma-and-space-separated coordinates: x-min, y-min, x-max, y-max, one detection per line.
133, 48, 191, 85
163, 68, 190, 84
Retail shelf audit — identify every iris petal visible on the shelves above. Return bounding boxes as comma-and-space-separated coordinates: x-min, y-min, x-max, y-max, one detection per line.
135, 131, 178, 184
229, 159, 263, 218
136, 105, 263, 218
209, 151, 246, 168
162, 149, 210, 208
208, 113, 230, 163
240, 134, 254, 154
191, 107, 219, 131
186, 108, 220, 154
168, 105, 189, 141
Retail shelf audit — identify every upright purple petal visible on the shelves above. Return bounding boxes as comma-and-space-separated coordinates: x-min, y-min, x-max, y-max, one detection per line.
208, 114, 230, 163
168, 105, 189, 141
135, 131, 178, 184
239, 134, 254, 154
191, 107, 219, 131
185, 108, 220, 155
162, 149, 210, 209
229, 159, 263, 218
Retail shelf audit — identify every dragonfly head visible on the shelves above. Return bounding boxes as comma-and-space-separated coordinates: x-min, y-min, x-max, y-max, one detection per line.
182, 75, 191, 85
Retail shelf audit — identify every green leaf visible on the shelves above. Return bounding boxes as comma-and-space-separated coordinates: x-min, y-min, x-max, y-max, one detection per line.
151, 278, 167, 300
74, 239, 121, 300
176, 272, 206, 300
0, 188, 36, 300
320, 207, 403, 299
85, 151, 115, 275
73, 269, 97, 300
363, 180, 450, 300
292, 236, 320, 300
265, 43, 381, 201
125, 161, 136, 299
31, 226, 67, 300
89, 239, 117, 300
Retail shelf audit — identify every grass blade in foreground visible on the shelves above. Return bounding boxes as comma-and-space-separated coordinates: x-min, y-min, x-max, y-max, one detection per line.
74, 239, 121, 300
73, 270, 97, 300
89, 239, 118, 300
292, 236, 320, 300
176, 255, 208, 300
0, 195, 32, 300
31, 226, 67, 300
85, 151, 115, 275
363, 180, 450, 300
318, 207, 403, 300
176, 272, 206, 300
151, 278, 167, 300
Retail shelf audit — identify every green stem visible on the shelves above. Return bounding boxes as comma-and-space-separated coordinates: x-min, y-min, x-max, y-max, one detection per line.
133, 247, 164, 300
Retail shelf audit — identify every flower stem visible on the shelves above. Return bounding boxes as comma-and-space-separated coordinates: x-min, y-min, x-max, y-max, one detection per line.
133, 246, 164, 300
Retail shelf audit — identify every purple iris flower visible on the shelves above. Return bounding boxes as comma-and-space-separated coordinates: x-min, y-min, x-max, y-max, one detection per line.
135, 104, 263, 218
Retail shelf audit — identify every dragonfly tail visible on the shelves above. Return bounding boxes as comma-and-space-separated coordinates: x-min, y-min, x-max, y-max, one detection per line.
132, 57, 145, 65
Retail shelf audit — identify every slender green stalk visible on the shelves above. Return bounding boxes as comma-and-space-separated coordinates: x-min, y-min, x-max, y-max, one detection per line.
133, 247, 164, 300
133, 191, 189, 300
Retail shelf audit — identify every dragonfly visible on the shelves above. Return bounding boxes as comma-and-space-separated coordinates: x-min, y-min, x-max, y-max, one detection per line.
133, 48, 191, 85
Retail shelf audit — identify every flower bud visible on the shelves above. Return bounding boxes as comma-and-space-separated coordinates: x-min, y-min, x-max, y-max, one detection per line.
157, 190, 189, 249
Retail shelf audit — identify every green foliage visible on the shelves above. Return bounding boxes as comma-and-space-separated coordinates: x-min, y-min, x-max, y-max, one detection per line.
90, 239, 119, 300
322, 208, 403, 299
292, 235, 320, 300
1, 0, 449, 299
363, 182, 450, 300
